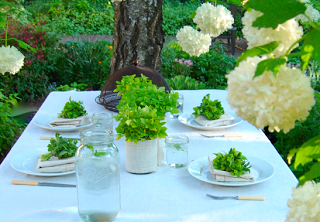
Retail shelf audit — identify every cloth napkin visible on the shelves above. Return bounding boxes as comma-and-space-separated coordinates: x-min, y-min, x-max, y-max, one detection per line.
207, 156, 255, 182
49, 115, 86, 128
191, 113, 234, 127
36, 153, 75, 173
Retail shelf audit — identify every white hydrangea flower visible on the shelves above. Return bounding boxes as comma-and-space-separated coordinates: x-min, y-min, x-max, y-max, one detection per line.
0, 45, 24, 75
286, 181, 320, 222
226, 56, 315, 133
176, 26, 211, 57
193, 3, 234, 37
242, 10, 303, 57
295, 4, 320, 22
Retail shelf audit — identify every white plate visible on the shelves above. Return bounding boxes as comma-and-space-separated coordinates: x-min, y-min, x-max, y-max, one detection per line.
188, 156, 274, 186
10, 148, 75, 177
178, 113, 242, 131
34, 113, 93, 132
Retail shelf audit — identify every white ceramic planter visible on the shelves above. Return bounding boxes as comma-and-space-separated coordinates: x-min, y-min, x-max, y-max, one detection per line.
125, 139, 158, 174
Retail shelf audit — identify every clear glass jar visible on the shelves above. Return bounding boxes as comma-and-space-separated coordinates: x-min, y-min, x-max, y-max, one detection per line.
165, 135, 189, 168
76, 129, 120, 222
92, 112, 113, 132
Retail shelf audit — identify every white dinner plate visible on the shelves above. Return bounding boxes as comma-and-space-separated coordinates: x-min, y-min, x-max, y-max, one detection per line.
10, 148, 75, 177
34, 113, 93, 132
188, 156, 274, 186
178, 113, 242, 131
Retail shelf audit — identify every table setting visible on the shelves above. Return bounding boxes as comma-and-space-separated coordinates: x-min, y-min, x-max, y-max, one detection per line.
0, 87, 298, 222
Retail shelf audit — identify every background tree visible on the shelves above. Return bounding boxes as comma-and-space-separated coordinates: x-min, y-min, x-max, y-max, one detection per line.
110, 0, 165, 74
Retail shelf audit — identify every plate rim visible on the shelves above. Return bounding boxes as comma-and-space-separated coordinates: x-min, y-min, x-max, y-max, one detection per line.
188, 156, 275, 186
33, 113, 93, 132
10, 148, 75, 177
178, 113, 242, 131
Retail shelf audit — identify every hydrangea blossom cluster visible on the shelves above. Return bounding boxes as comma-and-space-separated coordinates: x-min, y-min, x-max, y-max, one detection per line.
226, 56, 315, 133
242, 9, 303, 57
193, 3, 234, 37
295, 1, 320, 23
176, 26, 211, 57
286, 181, 320, 222
0, 45, 24, 75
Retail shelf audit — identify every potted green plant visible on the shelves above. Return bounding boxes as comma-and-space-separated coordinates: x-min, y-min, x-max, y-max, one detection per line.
114, 75, 179, 173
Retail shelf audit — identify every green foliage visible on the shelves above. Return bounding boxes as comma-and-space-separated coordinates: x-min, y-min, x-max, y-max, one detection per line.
58, 97, 87, 119
41, 132, 78, 160
245, 0, 306, 29
212, 148, 251, 178
0, 90, 22, 158
56, 82, 90, 91
0, 20, 59, 101
114, 74, 154, 96
273, 100, 320, 184
114, 106, 167, 144
116, 75, 179, 117
161, 41, 237, 89
48, 40, 112, 89
166, 75, 207, 90
162, 0, 201, 36
193, 94, 224, 120
255, 57, 287, 78
25, 0, 114, 35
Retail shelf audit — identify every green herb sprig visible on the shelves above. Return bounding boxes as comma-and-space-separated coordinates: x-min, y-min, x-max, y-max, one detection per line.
58, 97, 87, 119
41, 132, 78, 161
192, 94, 224, 120
212, 148, 251, 178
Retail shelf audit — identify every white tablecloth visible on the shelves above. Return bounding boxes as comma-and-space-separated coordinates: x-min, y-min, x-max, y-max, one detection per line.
0, 90, 297, 222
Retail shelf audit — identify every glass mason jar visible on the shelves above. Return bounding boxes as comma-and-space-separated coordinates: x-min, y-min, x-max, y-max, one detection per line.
165, 135, 189, 168
76, 129, 120, 222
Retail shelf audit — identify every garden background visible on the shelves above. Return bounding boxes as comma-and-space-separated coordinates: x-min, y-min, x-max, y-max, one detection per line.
1, 0, 320, 182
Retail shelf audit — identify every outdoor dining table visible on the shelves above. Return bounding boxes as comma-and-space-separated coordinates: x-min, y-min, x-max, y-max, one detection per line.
0, 89, 297, 222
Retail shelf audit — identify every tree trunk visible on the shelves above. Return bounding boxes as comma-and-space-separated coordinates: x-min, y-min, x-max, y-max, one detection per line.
110, 0, 165, 75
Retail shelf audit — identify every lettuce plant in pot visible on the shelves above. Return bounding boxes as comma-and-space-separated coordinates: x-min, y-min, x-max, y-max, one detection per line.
114, 75, 179, 173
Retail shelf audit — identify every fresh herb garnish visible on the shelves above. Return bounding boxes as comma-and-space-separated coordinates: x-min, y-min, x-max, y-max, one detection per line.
41, 132, 78, 161
58, 97, 87, 119
192, 94, 224, 120
173, 144, 181, 151
85, 144, 108, 157
212, 148, 251, 178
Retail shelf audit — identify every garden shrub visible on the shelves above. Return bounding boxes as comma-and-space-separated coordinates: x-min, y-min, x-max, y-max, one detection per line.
49, 40, 113, 90
166, 75, 207, 90
161, 41, 237, 89
0, 90, 22, 159
0, 20, 59, 101
25, 0, 114, 35
273, 100, 320, 182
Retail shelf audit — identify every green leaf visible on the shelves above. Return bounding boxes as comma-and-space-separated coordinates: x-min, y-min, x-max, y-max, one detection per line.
227, 0, 242, 6
0, 13, 5, 28
294, 134, 320, 168
12, 38, 36, 53
237, 41, 280, 65
254, 57, 286, 78
245, 0, 306, 29
298, 162, 320, 185
301, 28, 320, 71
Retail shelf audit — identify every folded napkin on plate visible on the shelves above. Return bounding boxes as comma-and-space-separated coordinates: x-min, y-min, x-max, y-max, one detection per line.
36, 153, 75, 173
207, 156, 255, 182
191, 113, 234, 127
49, 115, 85, 128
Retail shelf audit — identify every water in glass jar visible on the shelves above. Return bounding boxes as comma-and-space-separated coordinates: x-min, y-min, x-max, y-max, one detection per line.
77, 152, 120, 222
166, 143, 188, 168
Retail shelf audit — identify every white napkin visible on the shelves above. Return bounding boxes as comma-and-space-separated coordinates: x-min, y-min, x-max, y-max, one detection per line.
49, 115, 85, 128
207, 156, 255, 182
191, 113, 234, 127
36, 153, 75, 173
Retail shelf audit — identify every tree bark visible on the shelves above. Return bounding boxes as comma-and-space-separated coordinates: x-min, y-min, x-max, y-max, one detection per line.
110, 0, 165, 75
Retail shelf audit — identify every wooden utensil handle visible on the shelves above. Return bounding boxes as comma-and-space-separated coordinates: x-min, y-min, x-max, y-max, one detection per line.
238, 196, 265, 201
11, 180, 38, 186
224, 134, 242, 137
